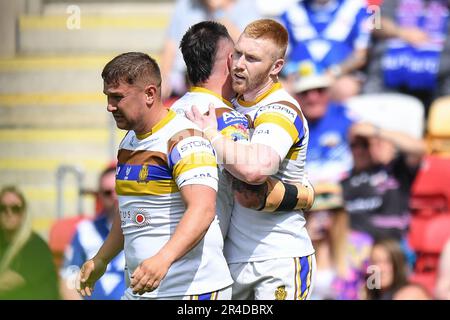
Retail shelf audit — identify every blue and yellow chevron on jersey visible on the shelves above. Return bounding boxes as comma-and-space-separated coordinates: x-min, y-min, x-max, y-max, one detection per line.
226, 83, 314, 264
117, 109, 232, 299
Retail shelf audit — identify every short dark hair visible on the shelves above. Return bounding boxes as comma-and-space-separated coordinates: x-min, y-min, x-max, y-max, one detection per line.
180, 21, 232, 85
101, 52, 162, 89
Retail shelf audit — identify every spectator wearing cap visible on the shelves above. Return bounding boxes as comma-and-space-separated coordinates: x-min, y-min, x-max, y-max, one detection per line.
305, 183, 372, 300
294, 73, 356, 184
340, 122, 426, 243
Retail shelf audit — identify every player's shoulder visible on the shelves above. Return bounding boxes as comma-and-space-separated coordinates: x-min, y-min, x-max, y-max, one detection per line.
168, 113, 203, 137
170, 92, 195, 116
167, 115, 208, 152
171, 91, 231, 116
257, 97, 303, 120
263, 88, 301, 109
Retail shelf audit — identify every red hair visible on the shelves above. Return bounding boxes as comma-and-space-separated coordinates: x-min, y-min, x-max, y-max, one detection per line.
243, 19, 288, 59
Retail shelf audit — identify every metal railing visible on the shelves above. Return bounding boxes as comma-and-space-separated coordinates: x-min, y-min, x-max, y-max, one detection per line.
56, 165, 84, 219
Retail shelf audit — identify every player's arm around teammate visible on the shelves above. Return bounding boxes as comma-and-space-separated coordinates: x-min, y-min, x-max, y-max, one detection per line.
189, 103, 279, 185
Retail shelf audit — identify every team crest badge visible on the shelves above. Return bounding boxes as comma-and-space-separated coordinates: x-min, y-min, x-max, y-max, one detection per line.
138, 164, 149, 183
275, 286, 287, 300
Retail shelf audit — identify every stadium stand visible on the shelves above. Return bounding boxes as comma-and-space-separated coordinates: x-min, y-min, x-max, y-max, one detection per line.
0, 1, 172, 241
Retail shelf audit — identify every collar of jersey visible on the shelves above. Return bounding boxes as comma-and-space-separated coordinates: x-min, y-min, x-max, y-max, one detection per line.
136, 109, 176, 140
237, 82, 282, 107
190, 86, 233, 108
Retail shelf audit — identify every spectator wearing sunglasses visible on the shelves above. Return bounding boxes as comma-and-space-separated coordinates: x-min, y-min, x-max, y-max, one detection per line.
294, 72, 357, 184
0, 186, 59, 299
60, 166, 126, 300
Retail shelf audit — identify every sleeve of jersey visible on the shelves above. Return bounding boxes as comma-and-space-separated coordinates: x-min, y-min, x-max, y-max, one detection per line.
168, 135, 219, 191
251, 103, 305, 160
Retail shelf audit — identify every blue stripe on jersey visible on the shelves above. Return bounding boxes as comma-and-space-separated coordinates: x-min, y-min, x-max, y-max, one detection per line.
168, 146, 182, 169
300, 256, 310, 296
116, 164, 172, 181
198, 292, 213, 300
294, 116, 305, 139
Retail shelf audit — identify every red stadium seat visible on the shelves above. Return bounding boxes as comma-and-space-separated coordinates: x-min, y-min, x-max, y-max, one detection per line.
408, 215, 431, 251
423, 214, 450, 254
48, 215, 87, 270
410, 155, 450, 215
408, 214, 450, 296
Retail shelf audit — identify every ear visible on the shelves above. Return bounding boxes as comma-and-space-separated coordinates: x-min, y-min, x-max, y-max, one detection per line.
144, 84, 157, 105
224, 52, 232, 74
270, 58, 285, 77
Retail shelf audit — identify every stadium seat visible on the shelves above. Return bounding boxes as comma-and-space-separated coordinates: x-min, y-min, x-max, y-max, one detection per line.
408, 215, 431, 251
409, 155, 450, 287
346, 93, 425, 139
427, 96, 450, 155
410, 155, 450, 215
408, 213, 450, 296
423, 214, 450, 254
48, 215, 87, 270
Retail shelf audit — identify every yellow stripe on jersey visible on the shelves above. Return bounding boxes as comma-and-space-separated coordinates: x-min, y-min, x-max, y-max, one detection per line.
295, 257, 301, 300
286, 145, 300, 160
172, 152, 217, 180
136, 110, 177, 140
116, 179, 178, 196
253, 112, 300, 144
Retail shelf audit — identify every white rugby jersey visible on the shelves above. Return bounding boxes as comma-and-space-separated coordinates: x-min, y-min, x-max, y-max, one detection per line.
171, 87, 249, 238
225, 82, 315, 263
117, 109, 233, 298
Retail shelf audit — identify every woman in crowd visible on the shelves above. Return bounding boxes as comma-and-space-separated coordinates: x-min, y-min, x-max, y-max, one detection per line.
0, 186, 59, 299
